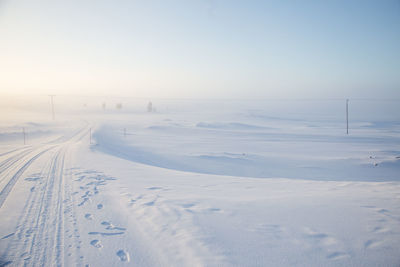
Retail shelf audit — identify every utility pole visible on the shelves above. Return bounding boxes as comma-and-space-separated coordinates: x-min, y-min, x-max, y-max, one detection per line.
89, 127, 92, 145
124, 128, 126, 138
49, 95, 56, 120
346, 99, 349, 135
23, 127, 26, 145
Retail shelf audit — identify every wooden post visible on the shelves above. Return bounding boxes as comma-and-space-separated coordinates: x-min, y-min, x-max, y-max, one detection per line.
23, 127, 26, 145
124, 128, 126, 138
89, 127, 92, 145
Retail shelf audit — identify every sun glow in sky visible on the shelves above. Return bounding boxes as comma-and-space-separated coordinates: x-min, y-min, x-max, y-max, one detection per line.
0, 0, 399, 98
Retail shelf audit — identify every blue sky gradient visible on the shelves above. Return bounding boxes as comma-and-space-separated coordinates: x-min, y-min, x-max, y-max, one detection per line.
0, 0, 399, 98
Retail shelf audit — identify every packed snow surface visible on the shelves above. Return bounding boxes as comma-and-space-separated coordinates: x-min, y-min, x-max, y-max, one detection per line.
0, 99, 399, 266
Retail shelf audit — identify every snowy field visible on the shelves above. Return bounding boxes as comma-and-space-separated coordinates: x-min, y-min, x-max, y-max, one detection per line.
0, 97, 399, 266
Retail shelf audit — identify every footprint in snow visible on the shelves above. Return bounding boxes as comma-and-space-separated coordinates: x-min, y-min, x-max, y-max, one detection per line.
303, 228, 337, 246
97, 204, 103, 209
81, 191, 92, 198
84, 214, 93, 220
101, 221, 126, 231
181, 203, 195, 208
327, 251, 349, 260
78, 197, 90, 206
377, 209, 389, 214
116, 250, 130, 262
147, 186, 163, 190
1, 233, 14, 240
129, 195, 143, 207
143, 201, 155, 206
208, 208, 221, 212
90, 240, 102, 248
88, 232, 124, 236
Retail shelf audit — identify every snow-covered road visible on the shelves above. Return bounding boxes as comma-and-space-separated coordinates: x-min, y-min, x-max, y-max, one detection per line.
0, 124, 90, 266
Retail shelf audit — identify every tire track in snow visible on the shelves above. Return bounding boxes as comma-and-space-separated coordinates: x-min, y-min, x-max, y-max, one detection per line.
0, 147, 27, 157
30, 147, 67, 267
0, 151, 55, 264
52, 148, 66, 266
18, 146, 80, 267
44, 121, 90, 145
17, 148, 63, 266
0, 147, 34, 178
0, 146, 54, 209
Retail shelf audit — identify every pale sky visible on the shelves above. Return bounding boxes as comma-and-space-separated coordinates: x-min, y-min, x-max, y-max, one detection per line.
0, 0, 399, 99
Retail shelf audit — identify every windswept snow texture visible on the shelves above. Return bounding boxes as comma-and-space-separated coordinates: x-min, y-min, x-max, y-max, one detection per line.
1, 100, 400, 266
94, 110, 400, 182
